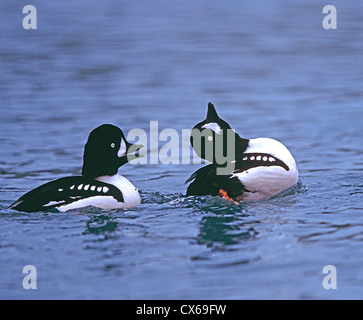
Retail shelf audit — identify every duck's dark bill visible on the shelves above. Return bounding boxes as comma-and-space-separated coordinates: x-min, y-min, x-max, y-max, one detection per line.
126, 143, 144, 161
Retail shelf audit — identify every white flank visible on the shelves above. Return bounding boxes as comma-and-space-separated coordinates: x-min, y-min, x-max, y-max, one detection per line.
57, 175, 141, 212
57, 196, 120, 212
233, 137, 298, 201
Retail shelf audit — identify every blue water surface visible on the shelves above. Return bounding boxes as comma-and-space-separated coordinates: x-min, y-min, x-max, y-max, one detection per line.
1, 0, 363, 299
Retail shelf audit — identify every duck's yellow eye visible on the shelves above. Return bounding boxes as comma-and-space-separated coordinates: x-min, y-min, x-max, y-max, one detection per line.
111, 143, 116, 148
208, 136, 213, 142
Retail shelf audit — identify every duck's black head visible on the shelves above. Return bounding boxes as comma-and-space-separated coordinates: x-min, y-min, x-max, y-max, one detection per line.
81, 124, 143, 178
190, 102, 248, 165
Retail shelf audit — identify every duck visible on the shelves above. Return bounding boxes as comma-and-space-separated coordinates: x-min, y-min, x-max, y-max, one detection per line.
10, 124, 143, 212
186, 102, 298, 202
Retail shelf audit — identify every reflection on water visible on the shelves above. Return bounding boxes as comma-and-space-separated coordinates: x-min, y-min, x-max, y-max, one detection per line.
86, 214, 118, 235
198, 214, 257, 248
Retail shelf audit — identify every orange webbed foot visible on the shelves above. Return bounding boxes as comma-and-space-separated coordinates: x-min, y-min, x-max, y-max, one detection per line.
218, 189, 239, 205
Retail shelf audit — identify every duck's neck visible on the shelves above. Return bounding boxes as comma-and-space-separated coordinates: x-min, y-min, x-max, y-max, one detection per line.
81, 158, 118, 179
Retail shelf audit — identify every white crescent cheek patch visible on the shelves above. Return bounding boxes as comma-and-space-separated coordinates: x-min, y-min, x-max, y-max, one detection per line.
202, 122, 222, 135
117, 138, 127, 157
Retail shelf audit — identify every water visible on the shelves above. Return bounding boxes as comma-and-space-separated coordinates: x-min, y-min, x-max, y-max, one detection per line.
1, 0, 363, 299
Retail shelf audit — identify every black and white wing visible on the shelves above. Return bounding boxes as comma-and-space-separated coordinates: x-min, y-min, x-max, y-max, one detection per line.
10, 176, 124, 213
232, 153, 289, 174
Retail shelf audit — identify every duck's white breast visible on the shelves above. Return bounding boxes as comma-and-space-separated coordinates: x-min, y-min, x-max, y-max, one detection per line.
96, 174, 141, 208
